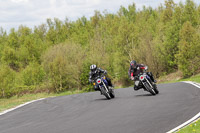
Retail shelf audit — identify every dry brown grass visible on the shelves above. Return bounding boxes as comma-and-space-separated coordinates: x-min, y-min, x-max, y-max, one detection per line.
158, 71, 183, 83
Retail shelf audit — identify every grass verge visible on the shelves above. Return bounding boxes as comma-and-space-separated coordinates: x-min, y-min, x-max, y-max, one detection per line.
179, 74, 200, 83
176, 120, 200, 133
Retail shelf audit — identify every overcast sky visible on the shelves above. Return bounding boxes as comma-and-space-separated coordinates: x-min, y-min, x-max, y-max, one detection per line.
0, 0, 200, 32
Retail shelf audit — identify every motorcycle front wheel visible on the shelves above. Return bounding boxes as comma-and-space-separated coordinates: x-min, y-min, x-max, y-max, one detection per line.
153, 84, 159, 94
109, 89, 115, 98
143, 82, 156, 95
104, 92, 111, 99
102, 87, 111, 99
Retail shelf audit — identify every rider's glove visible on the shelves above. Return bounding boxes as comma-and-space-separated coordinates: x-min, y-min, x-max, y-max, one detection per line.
104, 70, 107, 75
145, 66, 148, 70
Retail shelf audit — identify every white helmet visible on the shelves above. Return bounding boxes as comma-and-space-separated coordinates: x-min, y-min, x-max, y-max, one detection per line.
90, 64, 97, 72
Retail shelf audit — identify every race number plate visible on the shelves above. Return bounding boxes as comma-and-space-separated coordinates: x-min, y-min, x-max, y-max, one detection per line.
135, 81, 139, 86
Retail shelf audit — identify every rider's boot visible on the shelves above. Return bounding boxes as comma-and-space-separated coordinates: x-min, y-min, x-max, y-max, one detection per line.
109, 85, 114, 89
134, 85, 140, 91
94, 87, 99, 91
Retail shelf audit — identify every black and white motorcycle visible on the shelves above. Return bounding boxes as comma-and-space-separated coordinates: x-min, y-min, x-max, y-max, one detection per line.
134, 68, 159, 95
94, 75, 115, 99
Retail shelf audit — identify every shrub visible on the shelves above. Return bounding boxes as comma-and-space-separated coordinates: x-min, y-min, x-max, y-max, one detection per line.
42, 43, 85, 92
0, 65, 16, 98
22, 62, 45, 86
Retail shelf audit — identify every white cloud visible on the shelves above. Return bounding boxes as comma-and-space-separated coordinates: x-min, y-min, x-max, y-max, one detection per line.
11, 0, 29, 3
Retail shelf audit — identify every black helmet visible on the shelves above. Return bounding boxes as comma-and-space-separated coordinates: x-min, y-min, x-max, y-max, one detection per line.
90, 64, 97, 72
130, 60, 137, 69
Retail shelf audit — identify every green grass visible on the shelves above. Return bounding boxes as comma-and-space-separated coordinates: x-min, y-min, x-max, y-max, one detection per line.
179, 74, 200, 83
158, 73, 200, 84
176, 120, 200, 133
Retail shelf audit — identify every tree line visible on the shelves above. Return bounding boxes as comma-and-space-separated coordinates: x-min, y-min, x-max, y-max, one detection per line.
0, 0, 200, 98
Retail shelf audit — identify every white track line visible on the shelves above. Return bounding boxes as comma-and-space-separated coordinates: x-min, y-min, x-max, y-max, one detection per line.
167, 81, 200, 133
0, 98, 45, 116
182, 81, 200, 89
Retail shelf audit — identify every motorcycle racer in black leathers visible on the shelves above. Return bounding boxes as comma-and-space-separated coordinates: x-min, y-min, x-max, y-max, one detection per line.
89, 64, 113, 91
128, 60, 156, 90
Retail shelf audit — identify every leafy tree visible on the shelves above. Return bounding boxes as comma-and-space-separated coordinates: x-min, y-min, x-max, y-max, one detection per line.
33, 24, 47, 41
80, 61, 93, 91
69, 16, 93, 46
0, 65, 16, 98
161, 0, 175, 23
1, 46, 19, 70
7, 28, 19, 48
182, 0, 198, 26
22, 62, 45, 86
176, 21, 200, 77
42, 43, 85, 92
123, 3, 136, 22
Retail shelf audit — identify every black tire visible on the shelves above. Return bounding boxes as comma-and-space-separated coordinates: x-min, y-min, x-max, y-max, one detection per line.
109, 89, 115, 98
144, 82, 156, 95
100, 86, 111, 99
104, 92, 111, 99
105, 86, 112, 99
153, 84, 159, 94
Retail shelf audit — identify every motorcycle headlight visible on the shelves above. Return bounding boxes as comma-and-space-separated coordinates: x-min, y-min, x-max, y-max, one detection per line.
97, 79, 101, 84
93, 83, 96, 85
139, 75, 145, 81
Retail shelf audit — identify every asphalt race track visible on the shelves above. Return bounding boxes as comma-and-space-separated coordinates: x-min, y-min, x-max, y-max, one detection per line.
0, 82, 200, 133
